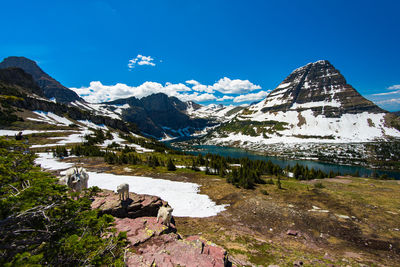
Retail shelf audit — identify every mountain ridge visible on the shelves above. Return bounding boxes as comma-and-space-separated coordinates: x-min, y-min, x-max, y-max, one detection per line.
104, 93, 210, 138
0, 56, 82, 103
0, 67, 137, 133
1, 56, 399, 144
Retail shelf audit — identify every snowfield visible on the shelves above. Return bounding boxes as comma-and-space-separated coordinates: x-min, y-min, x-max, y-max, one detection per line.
87, 172, 227, 217
27, 111, 74, 126
0, 129, 69, 136
35, 152, 74, 170
34, 152, 227, 218
233, 109, 400, 144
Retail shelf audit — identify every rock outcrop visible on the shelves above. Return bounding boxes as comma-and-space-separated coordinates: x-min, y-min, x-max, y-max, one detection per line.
92, 190, 230, 267
0, 67, 44, 97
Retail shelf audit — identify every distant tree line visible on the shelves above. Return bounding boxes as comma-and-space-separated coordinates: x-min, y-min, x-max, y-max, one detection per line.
65, 131, 395, 190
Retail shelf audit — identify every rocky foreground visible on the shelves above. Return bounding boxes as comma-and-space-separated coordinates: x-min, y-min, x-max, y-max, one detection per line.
91, 190, 230, 266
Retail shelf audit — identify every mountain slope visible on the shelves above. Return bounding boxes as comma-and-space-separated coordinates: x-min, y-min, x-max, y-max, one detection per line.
0, 56, 82, 103
0, 67, 44, 97
0, 67, 136, 132
103, 93, 210, 139
259, 60, 383, 116
186, 103, 245, 122
205, 60, 400, 146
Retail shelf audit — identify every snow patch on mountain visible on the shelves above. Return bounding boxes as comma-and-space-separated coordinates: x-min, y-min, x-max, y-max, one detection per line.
77, 120, 108, 130
27, 111, 74, 126
186, 103, 245, 122
71, 101, 122, 120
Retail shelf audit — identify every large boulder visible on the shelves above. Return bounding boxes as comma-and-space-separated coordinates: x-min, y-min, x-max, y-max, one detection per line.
92, 190, 231, 266
91, 189, 166, 219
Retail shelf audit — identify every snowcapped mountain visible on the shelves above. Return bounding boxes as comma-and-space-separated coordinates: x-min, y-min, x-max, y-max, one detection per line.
204, 60, 400, 146
71, 95, 245, 139
95, 93, 211, 139
185, 103, 246, 122
3, 56, 399, 145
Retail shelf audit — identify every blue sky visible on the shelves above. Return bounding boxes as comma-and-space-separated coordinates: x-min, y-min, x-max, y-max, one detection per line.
1, 0, 400, 110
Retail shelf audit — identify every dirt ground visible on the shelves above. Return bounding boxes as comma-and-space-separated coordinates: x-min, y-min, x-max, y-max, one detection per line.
53, 156, 400, 266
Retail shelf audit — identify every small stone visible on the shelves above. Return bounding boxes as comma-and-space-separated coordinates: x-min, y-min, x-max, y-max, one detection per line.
323, 253, 334, 261
287, 230, 298, 236
293, 260, 303, 266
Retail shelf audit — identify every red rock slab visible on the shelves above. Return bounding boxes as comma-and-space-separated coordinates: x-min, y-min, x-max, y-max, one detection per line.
128, 233, 228, 267
114, 217, 176, 246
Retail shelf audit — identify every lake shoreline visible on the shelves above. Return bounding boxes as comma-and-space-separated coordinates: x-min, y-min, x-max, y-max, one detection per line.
168, 141, 400, 180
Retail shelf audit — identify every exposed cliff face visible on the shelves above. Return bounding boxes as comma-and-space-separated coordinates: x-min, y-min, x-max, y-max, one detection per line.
0, 68, 44, 97
0, 56, 82, 103
260, 60, 383, 117
105, 93, 209, 138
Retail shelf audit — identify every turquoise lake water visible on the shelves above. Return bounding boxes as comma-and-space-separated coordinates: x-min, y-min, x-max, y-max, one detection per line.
183, 145, 400, 180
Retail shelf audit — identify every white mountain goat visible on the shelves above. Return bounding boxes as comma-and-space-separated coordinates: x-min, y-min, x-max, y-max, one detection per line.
157, 204, 174, 227
62, 167, 89, 193
117, 183, 129, 201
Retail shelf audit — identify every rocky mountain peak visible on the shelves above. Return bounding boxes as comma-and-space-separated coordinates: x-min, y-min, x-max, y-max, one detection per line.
0, 67, 44, 97
260, 60, 383, 117
0, 56, 82, 103
0, 56, 45, 80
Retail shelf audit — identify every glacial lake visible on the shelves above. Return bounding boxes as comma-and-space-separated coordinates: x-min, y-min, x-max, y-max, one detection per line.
180, 145, 400, 180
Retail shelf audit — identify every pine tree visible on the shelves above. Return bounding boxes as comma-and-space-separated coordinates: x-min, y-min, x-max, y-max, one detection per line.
167, 158, 176, 171
191, 158, 199, 171
276, 175, 282, 189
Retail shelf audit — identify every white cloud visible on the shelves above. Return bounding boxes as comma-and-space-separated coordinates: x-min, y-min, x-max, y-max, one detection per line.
375, 98, 400, 111
71, 81, 212, 103
211, 77, 261, 94
71, 77, 265, 105
128, 54, 156, 69
178, 92, 217, 102
185, 80, 200, 86
233, 91, 270, 103
376, 98, 400, 105
186, 77, 261, 94
217, 95, 234, 102
366, 88, 400, 111
372, 84, 400, 96
186, 80, 214, 93
388, 84, 400, 90
373, 90, 400, 96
